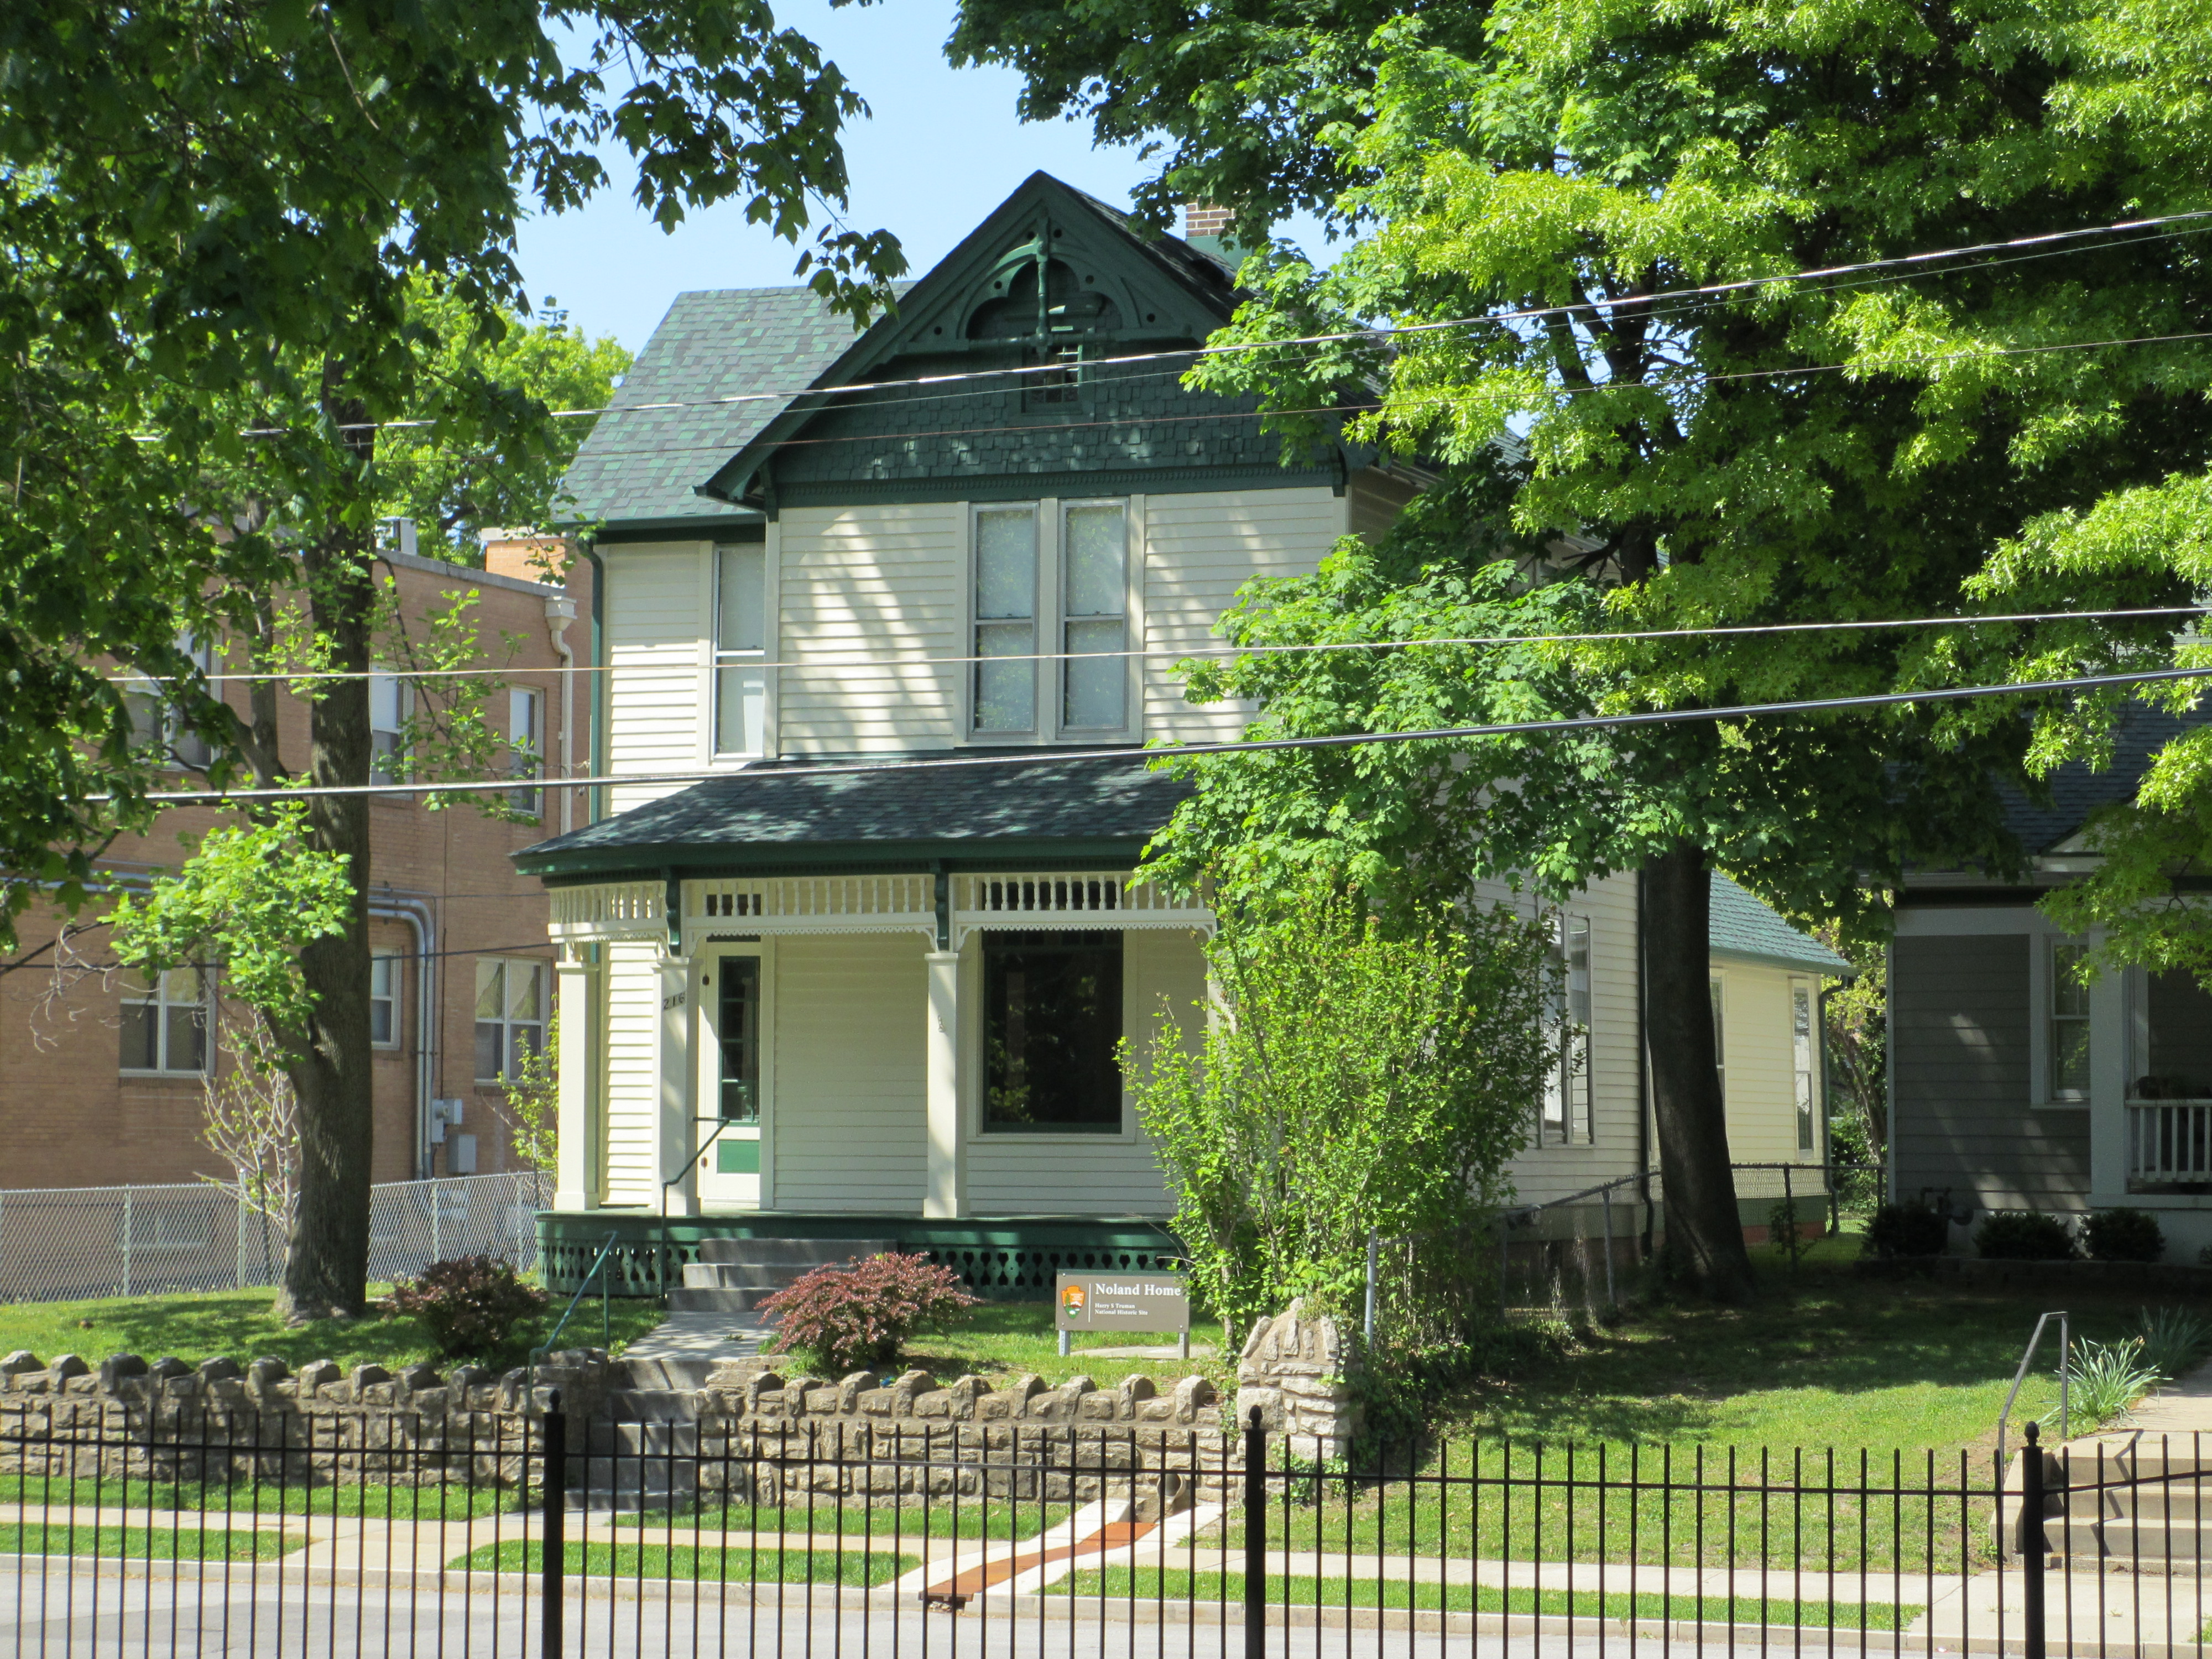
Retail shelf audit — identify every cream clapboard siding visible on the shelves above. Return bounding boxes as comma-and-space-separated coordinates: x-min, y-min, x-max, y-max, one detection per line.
1714, 960, 1819, 1165
775, 503, 962, 755
602, 941, 663, 1205
603, 542, 709, 812
962, 928, 1204, 1217
771, 934, 930, 1211
1141, 487, 1344, 744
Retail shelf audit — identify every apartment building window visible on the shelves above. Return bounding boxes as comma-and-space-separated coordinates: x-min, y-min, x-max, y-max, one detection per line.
973, 507, 1039, 733
1710, 977, 1726, 1106
2048, 938, 2091, 1101
369, 673, 408, 786
982, 931, 1123, 1133
126, 634, 216, 770
474, 959, 547, 1083
369, 955, 400, 1048
714, 544, 768, 757
1792, 983, 1816, 1152
1061, 502, 1128, 730
121, 968, 210, 1075
507, 687, 542, 815
1540, 915, 1593, 1145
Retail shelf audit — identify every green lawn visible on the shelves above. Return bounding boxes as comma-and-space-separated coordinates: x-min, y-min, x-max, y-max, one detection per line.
454, 1540, 914, 1584
0, 1286, 667, 1375
0, 1523, 301, 1561
613, 1498, 1077, 1541
1057, 1566, 1918, 1630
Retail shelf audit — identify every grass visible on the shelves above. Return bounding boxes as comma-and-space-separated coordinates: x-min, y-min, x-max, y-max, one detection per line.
1056, 1566, 1918, 1630
453, 1540, 914, 1584
0, 1523, 301, 1561
0, 1286, 668, 1375
787, 1303, 1238, 1397
612, 1498, 1076, 1541
0, 1474, 518, 1520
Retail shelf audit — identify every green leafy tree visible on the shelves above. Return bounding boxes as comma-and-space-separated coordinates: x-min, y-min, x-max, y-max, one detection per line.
1, 0, 902, 1317
968, 0, 2212, 1296
1121, 878, 1555, 1349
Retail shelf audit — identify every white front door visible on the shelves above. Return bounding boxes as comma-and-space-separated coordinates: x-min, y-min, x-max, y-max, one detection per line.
697, 948, 769, 1208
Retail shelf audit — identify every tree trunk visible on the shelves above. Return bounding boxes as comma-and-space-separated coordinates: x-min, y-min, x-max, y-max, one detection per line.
1642, 839, 1757, 1301
278, 524, 376, 1319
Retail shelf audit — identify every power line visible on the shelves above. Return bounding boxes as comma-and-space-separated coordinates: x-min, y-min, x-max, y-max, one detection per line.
103, 660, 2212, 808
110, 604, 2209, 686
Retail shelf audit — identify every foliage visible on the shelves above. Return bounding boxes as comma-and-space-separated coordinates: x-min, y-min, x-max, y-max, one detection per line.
1121, 877, 1553, 1346
388, 1256, 551, 1362
759, 1254, 980, 1376
495, 1011, 560, 1177
2058, 1338, 2162, 1427
1818, 931, 1888, 1165
2081, 1208, 2166, 1265
1974, 1213, 2078, 1262
1862, 1202, 1949, 1261
197, 1015, 302, 1267
1767, 1198, 1807, 1269
2133, 1306, 2212, 1381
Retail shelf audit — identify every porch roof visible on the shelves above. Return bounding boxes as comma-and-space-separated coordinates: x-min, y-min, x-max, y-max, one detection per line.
513, 752, 1193, 880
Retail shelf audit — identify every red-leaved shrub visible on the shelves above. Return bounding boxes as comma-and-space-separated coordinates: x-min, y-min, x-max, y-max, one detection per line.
390, 1255, 550, 1359
759, 1252, 979, 1374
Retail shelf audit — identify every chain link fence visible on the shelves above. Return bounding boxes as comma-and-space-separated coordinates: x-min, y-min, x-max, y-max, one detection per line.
0, 1170, 550, 1303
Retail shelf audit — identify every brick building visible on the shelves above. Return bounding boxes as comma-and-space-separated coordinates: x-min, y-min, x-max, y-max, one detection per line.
0, 540, 593, 1191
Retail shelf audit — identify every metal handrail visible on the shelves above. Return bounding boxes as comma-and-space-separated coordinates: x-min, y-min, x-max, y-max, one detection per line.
529, 1229, 622, 1389
1997, 1310, 2070, 1469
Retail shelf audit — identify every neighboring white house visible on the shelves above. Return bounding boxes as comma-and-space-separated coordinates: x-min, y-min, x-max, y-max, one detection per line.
519, 174, 1846, 1292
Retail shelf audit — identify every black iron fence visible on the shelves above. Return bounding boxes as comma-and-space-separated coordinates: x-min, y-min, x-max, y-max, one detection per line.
1, 1397, 2202, 1657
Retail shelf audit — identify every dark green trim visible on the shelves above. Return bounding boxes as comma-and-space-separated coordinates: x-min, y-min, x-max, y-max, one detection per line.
764, 464, 1340, 512
590, 517, 764, 545
520, 836, 1159, 883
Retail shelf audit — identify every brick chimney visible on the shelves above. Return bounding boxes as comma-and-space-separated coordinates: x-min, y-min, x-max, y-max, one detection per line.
1182, 202, 1234, 241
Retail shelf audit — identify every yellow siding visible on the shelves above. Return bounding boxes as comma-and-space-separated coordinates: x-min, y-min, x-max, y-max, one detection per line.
1715, 960, 1818, 1165
771, 933, 930, 1212
602, 942, 662, 1206
776, 503, 963, 755
603, 541, 709, 811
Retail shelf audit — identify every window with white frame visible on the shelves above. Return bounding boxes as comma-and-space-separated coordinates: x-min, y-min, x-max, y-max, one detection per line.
1792, 983, 1817, 1152
714, 544, 768, 756
121, 967, 210, 1074
369, 955, 400, 1048
973, 506, 1039, 733
1709, 977, 1726, 1106
474, 959, 547, 1083
2047, 937, 2091, 1101
507, 687, 542, 815
126, 634, 216, 770
1539, 914, 1594, 1146
1061, 502, 1128, 730
369, 673, 408, 786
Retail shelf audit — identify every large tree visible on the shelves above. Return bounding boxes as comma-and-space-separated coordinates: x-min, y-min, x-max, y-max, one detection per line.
1, 0, 902, 1317
962, 0, 2212, 1296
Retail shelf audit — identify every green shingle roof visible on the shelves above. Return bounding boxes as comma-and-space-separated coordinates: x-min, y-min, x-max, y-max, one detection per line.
1709, 874, 1851, 974
561, 286, 882, 533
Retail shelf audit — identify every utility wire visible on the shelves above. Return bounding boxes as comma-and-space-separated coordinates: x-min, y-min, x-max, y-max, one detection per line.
103, 661, 2212, 808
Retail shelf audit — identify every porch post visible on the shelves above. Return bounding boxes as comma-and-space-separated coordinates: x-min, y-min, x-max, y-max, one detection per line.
553, 948, 601, 1211
924, 949, 965, 1218
2087, 951, 2130, 1206
658, 953, 700, 1217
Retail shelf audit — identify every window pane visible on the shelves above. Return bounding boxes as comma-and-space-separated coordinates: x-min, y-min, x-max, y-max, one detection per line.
2055, 1021, 2092, 1095
975, 511, 1036, 619
1063, 505, 1125, 617
982, 932, 1123, 1131
508, 963, 542, 1022
508, 1022, 542, 1081
166, 1005, 207, 1073
1062, 620, 1124, 728
369, 997, 394, 1047
2051, 942, 2090, 1016
717, 546, 766, 653
163, 968, 205, 1008
474, 961, 504, 1021
475, 1022, 502, 1082
369, 674, 404, 734
717, 664, 766, 755
369, 956, 394, 998
121, 1004, 159, 1071
719, 958, 761, 1122
974, 622, 1035, 731
2143, 969, 2212, 1097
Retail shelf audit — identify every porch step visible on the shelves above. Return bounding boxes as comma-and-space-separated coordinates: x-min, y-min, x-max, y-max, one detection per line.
567, 1391, 704, 1512
666, 1286, 774, 1313
2037, 1420, 2211, 1575
681, 1261, 791, 1291
669, 1236, 896, 1313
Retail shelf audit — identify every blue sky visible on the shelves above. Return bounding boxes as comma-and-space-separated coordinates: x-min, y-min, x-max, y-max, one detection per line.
513, 0, 1327, 353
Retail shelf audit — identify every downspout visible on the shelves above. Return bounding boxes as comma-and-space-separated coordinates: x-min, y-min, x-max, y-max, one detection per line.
1635, 866, 1653, 1260
545, 590, 578, 834
369, 898, 437, 1180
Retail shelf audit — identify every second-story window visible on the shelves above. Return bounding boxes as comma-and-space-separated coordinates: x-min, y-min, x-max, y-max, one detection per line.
369, 954, 400, 1047
126, 634, 216, 770
121, 967, 210, 1075
716, 544, 767, 757
1061, 502, 1128, 730
369, 673, 408, 786
974, 507, 1038, 733
507, 687, 542, 815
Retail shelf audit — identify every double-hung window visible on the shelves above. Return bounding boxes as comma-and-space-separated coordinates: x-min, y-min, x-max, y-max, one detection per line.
971, 500, 1131, 738
973, 507, 1039, 733
1792, 983, 1817, 1152
369, 674, 409, 786
507, 687, 542, 815
126, 634, 216, 770
715, 544, 768, 756
369, 955, 400, 1048
1061, 503, 1128, 731
474, 960, 547, 1083
1540, 915, 1593, 1145
121, 968, 210, 1075
2047, 938, 2091, 1102
981, 931, 1124, 1133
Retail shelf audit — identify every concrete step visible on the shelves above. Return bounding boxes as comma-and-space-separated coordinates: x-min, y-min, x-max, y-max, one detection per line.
680, 1261, 795, 1291
666, 1286, 773, 1313
2095, 1516, 2208, 1564
622, 1355, 720, 1391
695, 1237, 893, 1267
598, 1388, 701, 1424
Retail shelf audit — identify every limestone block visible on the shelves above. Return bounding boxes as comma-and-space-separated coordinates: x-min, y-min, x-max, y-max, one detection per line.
836, 1372, 878, 1412
804, 1386, 841, 1415
912, 1390, 950, 1419
445, 1365, 491, 1392
197, 1357, 243, 1383
889, 1371, 936, 1415
48, 1355, 89, 1383
349, 1365, 392, 1401
743, 1373, 785, 1415
1137, 1399, 1174, 1422
1234, 1385, 1285, 1432
1237, 1301, 1344, 1383
997, 1375, 1045, 1415
1119, 1375, 1156, 1407
1077, 1393, 1119, 1422
295, 1359, 343, 1394
0, 1351, 41, 1376
397, 1364, 442, 1392
246, 1358, 291, 1393
100, 1354, 150, 1391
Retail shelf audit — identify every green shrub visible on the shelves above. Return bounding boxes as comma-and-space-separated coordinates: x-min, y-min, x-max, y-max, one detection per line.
1974, 1211, 2076, 1261
389, 1256, 550, 1360
1862, 1200, 1948, 1259
759, 1252, 979, 1375
2081, 1208, 2164, 1264
2135, 1306, 2212, 1381
2060, 1337, 2161, 1425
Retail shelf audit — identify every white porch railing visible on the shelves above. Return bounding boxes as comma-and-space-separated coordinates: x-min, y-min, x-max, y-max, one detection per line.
2127, 1098, 2212, 1185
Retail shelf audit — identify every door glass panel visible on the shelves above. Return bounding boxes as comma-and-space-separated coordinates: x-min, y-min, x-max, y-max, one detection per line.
719, 957, 761, 1123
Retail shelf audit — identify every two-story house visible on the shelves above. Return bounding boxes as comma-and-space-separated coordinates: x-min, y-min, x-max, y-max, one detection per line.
520, 173, 1846, 1296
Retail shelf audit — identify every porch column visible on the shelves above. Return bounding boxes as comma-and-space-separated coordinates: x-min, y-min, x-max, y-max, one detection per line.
552, 948, 601, 1211
924, 950, 965, 1217
658, 953, 700, 1217
2088, 951, 2131, 1206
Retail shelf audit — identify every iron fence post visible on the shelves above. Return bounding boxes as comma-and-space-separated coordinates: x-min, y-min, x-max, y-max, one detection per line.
2022, 1421, 2046, 1659
1243, 1405, 1266, 1659
542, 1389, 567, 1659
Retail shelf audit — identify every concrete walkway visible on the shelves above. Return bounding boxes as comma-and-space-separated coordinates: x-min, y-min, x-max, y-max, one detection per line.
618, 1310, 775, 1384
2122, 1354, 2212, 1437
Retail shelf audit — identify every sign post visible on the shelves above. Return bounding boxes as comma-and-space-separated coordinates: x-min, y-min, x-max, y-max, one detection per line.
1055, 1270, 1192, 1359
